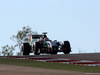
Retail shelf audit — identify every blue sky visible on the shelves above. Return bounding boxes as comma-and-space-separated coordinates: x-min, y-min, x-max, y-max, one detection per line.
0, 0, 100, 54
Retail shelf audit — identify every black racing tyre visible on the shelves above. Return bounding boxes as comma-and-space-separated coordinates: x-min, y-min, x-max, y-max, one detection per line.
22, 43, 31, 55
34, 42, 40, 55
50, 46, 58, 54
62, 41, 71, 54
56, 42, 60, 47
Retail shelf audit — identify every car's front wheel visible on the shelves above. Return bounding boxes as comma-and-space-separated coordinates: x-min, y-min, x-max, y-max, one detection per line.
62, 41, 71, 54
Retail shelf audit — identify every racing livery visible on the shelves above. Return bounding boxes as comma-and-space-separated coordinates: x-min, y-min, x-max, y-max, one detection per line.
22, 32, 71, 55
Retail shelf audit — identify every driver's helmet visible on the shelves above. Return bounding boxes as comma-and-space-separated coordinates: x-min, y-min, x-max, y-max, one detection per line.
44, 35, 47, 38
44, 37, 49, 41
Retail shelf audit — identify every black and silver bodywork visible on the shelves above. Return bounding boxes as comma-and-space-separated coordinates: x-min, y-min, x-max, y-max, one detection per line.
22, 33, 71, 55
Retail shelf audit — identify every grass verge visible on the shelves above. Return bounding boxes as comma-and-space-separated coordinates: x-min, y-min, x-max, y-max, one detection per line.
0, 57, 100, 73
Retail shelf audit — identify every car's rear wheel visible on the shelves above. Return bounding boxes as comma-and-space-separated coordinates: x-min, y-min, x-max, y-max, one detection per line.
62, 41, 71, 54
34, 42, 40, 55
50, 46, 58, 54
22, 43, 31, 55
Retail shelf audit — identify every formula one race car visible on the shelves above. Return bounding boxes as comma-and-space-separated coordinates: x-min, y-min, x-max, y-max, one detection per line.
21, 32, 71, 55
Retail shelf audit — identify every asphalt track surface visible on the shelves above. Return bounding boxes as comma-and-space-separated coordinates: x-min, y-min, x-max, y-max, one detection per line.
39, 53, 100, 61
1, 53, 100, 61
4, 53, 100, 61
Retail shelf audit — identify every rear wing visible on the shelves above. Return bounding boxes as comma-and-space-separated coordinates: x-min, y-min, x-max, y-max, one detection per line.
30, 35, 42, 45
30, 35, 42, 39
